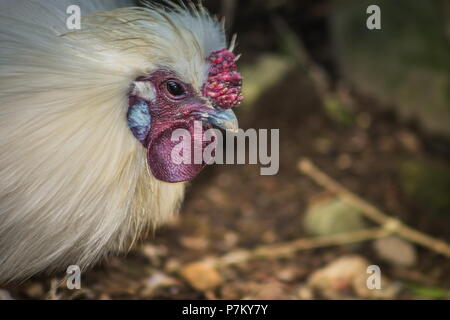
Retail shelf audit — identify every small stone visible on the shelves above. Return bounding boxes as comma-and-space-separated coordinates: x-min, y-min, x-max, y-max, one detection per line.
379, 136, 396, 152
99, 293, 112, 300
261, 230, 277, 243
373, 236, 417, 267
223, 232, 239, 249
206, 187, 229, 207
397, 130, 421, 153
0, 289, 14, 300
141, 244, 167, 265
304, 197, 367, 237
314, 137, 332, 154
356, 112, 372, 129
242, 280, 286, 300
165, 258, 181, 273
297, 285, 314, 300
276, 267, 297, 282
336, 153, 352, 170
308, 255, 399, 299
140, 271, 179, 296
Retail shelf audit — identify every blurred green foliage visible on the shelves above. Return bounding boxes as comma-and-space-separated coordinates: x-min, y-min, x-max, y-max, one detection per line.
333, 0, 450, 136
304, 198, 367, 236
323, 94, 355, 126
407, 282, 450, 299
400, 159, 450, 217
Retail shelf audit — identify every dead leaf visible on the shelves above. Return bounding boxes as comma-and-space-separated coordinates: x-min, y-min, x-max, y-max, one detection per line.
180, 260, 223, 292
180, 236, 209, 250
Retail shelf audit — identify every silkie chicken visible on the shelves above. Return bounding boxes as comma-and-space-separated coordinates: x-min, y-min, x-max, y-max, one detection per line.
0, 0, 242, 282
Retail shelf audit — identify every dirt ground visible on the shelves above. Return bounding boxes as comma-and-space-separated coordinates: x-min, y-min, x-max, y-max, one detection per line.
3, 67, 449, 300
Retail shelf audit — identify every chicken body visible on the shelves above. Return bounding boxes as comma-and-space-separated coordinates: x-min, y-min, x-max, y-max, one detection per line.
0, 0, 240, 282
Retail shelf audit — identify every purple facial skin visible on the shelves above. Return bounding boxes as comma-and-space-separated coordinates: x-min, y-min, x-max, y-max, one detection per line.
128, 49, 242, 183
128, 69, 214, 182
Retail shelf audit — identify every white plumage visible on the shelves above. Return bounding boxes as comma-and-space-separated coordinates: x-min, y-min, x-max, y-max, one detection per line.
0, 0, 228, 282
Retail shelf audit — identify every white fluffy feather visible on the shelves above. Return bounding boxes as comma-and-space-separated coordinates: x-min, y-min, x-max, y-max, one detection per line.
0, 0, 227, 282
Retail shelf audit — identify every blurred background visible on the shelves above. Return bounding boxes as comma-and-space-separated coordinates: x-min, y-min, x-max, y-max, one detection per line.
4, 0, 450, 299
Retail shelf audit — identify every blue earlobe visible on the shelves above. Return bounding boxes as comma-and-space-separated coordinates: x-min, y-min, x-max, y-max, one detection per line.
127, 100, 151, 144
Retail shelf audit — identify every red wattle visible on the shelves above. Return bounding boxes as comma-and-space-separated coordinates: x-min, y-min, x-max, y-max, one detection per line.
147, 121, 216, 183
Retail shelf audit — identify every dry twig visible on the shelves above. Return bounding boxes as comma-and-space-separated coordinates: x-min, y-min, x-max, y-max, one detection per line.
178, 227, 390, 275
215, 227, 390, 267
298, 158, 450, 258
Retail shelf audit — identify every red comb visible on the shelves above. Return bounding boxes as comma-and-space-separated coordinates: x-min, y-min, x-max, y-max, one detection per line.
202, 49, 243, 109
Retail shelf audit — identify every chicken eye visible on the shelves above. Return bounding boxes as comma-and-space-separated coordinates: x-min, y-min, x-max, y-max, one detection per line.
165, 80, 186, 98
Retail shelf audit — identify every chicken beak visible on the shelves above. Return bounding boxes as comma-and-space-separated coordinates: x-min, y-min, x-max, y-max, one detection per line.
200, 107, 239, 133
